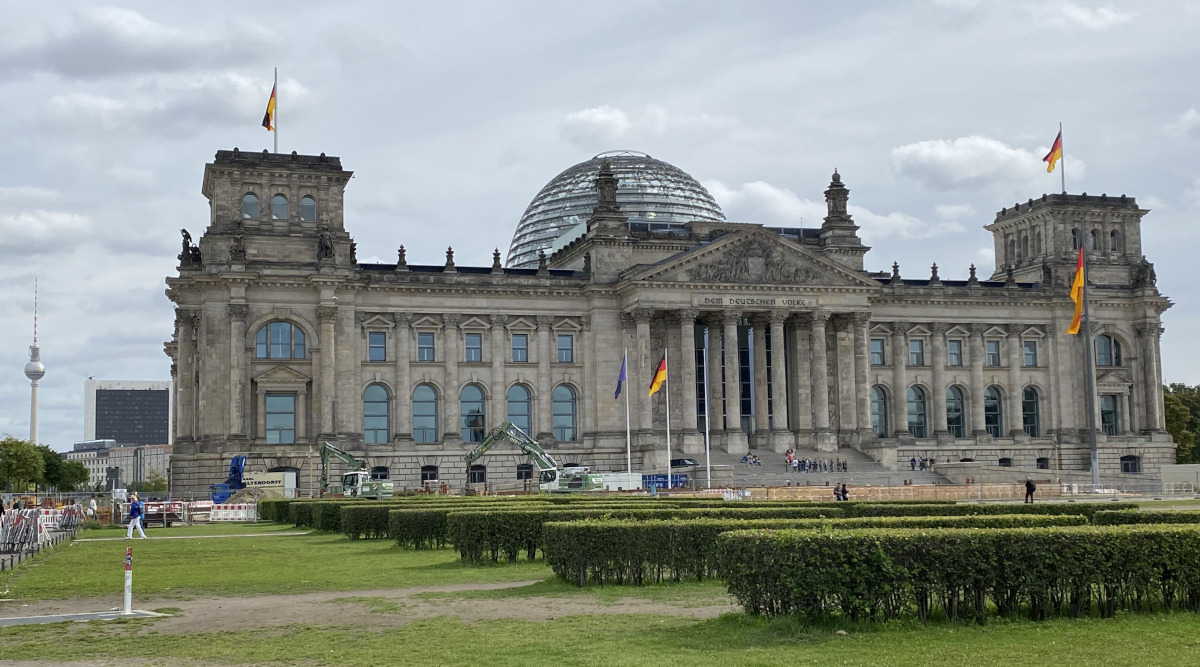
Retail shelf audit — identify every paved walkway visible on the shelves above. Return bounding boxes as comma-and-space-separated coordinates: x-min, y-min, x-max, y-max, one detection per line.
75, 531, 307, 542
0, 609, 164, 627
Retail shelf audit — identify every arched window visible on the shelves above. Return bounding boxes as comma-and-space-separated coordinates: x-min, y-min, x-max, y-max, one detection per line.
1006, 238, 1015, 264
420, 465, 438, 482
516, 463, 534, 480
998, 457, 1013, 467
242, 193, 259, 219
1071, 228, 1079, 250
412, 384, 438, 443
552, 385, 577, 441
468, 465, 487, 484
984, 386, 1003, 437
946, 386, 965, 438
1036, 457, 1050, 470
1095, 335, 1122, 366
370, 466, 389, 480
363, 384, 390, 444
255, 321, 306, 359
1022, 386, 1040, 437
300, 195, 317, 222
460, 384, 486, 443
1020, 234, 1029, 259
1035, 230, 1042, 255
1109, 229, 1119, 252
506, 385, 532, 434
1120, 455, 1141, 474
906, 386, 927, 438
1089, 229, 1098, 250
870, 386, 888, 438
271, 194, 288, 220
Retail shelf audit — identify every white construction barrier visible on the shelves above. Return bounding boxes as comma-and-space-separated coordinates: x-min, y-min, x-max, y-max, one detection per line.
210, 503, 257, 521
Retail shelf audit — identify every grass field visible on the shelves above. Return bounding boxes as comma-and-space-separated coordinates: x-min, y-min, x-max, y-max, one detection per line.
3, 522, 1200, 665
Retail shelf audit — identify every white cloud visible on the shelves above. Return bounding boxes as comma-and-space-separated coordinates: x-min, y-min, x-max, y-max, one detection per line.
0, 210, 92, 254
1167, 108, 1200, 138
559, 104, 738, 149
890, 135, 1080, 193
935, 203, 977, 220
1184, 178, 1200, 208
561, 105, 630, 145
1051, 3, 1137, 30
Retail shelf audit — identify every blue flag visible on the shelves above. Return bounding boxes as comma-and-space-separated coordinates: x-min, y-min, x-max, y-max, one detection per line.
614, 352, 627, 399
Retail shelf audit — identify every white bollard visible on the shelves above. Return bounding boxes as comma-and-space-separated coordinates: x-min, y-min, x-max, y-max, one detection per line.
123, 547, 132, 615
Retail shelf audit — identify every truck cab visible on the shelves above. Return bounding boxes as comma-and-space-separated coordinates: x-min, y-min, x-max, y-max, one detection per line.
333, 470, 394, 499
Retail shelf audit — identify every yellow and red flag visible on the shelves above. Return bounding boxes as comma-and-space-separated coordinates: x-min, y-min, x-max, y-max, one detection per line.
1043, 131, 1063, 173
1067, 248, 1084, 334
647, 355, 667, 397
262, 81, 277, 131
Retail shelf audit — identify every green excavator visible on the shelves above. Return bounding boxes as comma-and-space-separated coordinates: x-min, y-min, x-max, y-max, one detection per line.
463, 421, 604, 494
319, 441, 395, 499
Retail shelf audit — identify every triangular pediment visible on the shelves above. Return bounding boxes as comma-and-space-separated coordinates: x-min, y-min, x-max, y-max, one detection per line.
626, 227, 878, 289
410, 315, 442, 329
254, 365, 311, 386
360, 314, 395, 329
506, 317, 535, 331
1097, 370, 1132, 387
459, 316, 491, 330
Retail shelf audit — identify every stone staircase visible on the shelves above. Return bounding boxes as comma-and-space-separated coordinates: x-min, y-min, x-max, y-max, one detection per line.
705, 447, 951, 488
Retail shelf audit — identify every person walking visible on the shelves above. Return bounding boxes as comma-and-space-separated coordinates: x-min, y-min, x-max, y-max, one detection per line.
126, 493, 147, 539
1024, 479, 1036, 504
87, 494, 97, 519
910, 457, 917, 471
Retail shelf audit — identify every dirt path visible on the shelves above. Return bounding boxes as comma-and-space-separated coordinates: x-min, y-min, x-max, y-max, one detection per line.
0, 580, 737, 635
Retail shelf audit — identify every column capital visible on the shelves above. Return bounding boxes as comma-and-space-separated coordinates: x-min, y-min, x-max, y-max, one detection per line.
394, 312, 412, 327
969, 322, 987, 336
175, 308, 201, 332
535, 314, 554, 329
892, 321, 910, 335
227, 304, 249, 322
850, 312, 871, 327
489, 314, 508, 328
769, 310, 788, 327
1135, 321, 1164, 338
810, 309, 830, 327
1005, 323, 1024, 337
317, 305, 338, 323
630, 308, 653, 324
580, 314, 591, 331
444, 313, 463, 329
930, 321, 948, 335
722, 310, 742, 326
677, 308, 699, 322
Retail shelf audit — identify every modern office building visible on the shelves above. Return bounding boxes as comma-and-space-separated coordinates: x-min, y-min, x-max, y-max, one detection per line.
83, 380, 173, 446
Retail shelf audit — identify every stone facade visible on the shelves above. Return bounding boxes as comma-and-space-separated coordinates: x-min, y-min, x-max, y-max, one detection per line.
164, 150, 1174, 496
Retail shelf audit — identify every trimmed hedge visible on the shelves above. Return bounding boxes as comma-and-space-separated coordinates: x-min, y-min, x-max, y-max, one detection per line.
544, 514, 1089, 586
1093, 510, 1200, 525
843, 502, 1136, 521
448, 506, 846, 563
717, 524, 1200, 623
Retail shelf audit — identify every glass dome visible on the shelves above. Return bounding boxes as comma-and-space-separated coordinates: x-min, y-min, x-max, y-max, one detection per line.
506, 150, 726, 268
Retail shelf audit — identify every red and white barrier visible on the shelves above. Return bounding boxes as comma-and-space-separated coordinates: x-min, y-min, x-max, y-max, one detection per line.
210, 503, 257, 521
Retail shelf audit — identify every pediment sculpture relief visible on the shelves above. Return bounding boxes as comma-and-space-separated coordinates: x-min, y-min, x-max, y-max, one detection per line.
686, 237, 817, 285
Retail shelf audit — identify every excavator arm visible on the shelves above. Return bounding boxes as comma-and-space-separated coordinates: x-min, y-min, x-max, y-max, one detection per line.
463, 422, 559, 485
319, 442, 367, 494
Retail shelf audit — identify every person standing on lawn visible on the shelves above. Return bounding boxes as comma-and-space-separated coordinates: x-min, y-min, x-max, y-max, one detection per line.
126, 493, 147, 539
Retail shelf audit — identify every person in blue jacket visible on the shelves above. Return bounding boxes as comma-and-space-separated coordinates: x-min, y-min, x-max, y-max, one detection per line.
126, 493, 147, 539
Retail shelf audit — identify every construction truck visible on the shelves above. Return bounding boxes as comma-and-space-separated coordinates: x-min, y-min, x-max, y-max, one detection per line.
210, 455, 248, 503
319, 442, 395, 499
463, 421, 604, 494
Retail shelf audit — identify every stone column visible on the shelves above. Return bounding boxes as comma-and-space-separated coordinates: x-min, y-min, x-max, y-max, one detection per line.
317, 305, 337, 436
810, 311, 831, 434
581, 315, 596, 438
1007, 324, 1024, 436
678, 309, 699, 433
790, 315, 812, 437
930, 322, 949, 436
536, 314, 554, 439
256, 388, 266, 439
296, 387, 308, 440
227, 304, 249, 437
835, 315, 857, 436
852, 313, 872, 436
444, 314, 461, 441
394, 313, 412, 440
723, 311, 748, 453
1119, 392, 1132, 435
752, 316, 770, 436
970, 323, 987, 435
490, 315, 508, 428
891, 322, 910, 436
769, 312, 791, 442
175, 309, 198, 441
634, 310, 653, 433
704, 315, 724, 432
1137, 322, 1166, 431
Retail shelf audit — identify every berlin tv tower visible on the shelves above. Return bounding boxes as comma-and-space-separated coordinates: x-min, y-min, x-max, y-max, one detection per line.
24, 279, 45, 445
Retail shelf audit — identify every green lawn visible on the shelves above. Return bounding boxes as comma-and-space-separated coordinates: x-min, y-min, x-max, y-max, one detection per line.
413, 577, 731, 608
2, 530, 550, 600
86, 521, 306, 537
2, 610, 1200, 665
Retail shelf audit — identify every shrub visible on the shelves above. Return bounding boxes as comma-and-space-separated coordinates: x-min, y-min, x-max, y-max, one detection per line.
288, 501, 319, 527
389, 509, 453, 549
311, 502, 349, 532
716, 524, 1200, 622
1093, 510, 1200, 525
258, 499, 291, 523
342, 505, 395, 540
844, 502, 1135, 521
449, 505, 846, 563
543, 514, 1087, 586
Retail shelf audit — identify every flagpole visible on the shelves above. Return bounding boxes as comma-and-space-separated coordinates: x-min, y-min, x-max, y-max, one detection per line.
702, 329, 711, 489
273, 67, 279, 154
624, 348, 631, 476
664, 347, 672, 490
1059, 122, 1065, 194
1081, 252, 1100, 487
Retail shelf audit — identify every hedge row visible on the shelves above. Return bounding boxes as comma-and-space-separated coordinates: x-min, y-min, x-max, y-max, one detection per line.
1093, 510, 1200, 525
544, 514, 1089, 586
447, 506, 845, 562
845, 502, 1135, 520
717, 525, 1200, 623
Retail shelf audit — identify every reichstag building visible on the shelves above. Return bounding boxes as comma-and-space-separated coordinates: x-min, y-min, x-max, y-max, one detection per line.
164, 148, 1174, 495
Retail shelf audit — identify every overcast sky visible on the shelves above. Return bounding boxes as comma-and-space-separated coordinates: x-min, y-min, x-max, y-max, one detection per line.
2, 1, 1198, 451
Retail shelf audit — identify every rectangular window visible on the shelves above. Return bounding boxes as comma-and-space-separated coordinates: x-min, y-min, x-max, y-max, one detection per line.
368, 332, 386, 362
264, 393, 296, 444
947, 340, 963, 366
417, 332, 435, 362
870, 338, 885, 365
557, 334, 574, 363
908, 340, 925, 366
1023, 340, 1038, 367
464, 333, 483, 362
1100, 395, 1118, 436
511, 334, 528, 362
985, 340, 1001, 367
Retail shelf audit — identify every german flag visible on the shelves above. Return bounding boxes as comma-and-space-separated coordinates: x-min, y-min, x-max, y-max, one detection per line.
1043, 131, 1063, 173
648, 355, 667, 397
262, 81, 276, 131
1066, 248, 1084, 334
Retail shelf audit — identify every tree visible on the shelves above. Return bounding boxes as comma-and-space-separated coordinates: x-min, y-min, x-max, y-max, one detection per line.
0, 436, 45, 493
57, 460, 90, 492
1164, 384, 1200, 464
37, 445, 65, 490
128, 472, 167, 494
